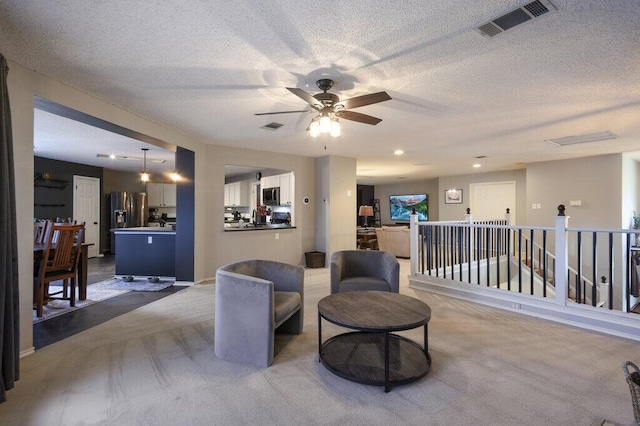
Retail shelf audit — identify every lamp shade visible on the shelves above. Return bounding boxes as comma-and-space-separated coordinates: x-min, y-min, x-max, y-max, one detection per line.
359, 205, 374, 217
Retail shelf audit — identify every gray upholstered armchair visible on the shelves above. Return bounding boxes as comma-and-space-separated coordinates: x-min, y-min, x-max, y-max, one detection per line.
330, 250, 400, 294
214, 259, 304, 367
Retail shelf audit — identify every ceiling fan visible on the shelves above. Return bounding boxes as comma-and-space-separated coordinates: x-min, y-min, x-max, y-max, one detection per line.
255, 79, 391, 136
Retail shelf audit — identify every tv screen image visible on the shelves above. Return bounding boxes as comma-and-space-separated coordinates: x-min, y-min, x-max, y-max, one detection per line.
389, 194, 428, 221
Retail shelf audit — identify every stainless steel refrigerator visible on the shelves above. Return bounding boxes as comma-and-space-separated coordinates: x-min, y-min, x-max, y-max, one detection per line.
110, 191, 147, 253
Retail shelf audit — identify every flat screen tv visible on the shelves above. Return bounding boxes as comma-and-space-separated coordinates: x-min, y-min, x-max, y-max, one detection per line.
389, 194, 428, 221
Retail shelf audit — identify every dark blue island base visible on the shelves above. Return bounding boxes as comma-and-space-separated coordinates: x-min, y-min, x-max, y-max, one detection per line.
112, 227, 176, 278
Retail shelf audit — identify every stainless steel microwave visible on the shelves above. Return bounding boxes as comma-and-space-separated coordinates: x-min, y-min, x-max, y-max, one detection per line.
262, 187, 280, 205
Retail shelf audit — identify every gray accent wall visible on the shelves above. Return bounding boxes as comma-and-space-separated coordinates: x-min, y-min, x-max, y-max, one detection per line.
527, 155, 623, 228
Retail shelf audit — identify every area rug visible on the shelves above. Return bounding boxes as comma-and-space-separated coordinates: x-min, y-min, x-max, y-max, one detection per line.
93, 277, 174, 292
33, 278, 174, 323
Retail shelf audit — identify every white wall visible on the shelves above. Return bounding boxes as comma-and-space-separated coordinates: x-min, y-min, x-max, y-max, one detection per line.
315, 156, 357, 262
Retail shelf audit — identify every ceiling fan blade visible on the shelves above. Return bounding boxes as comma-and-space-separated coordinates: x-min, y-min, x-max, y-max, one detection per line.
254, 110, 312, 116
337, 91, 392, 110
335, 110, 382, 125
287, 87, 323, 109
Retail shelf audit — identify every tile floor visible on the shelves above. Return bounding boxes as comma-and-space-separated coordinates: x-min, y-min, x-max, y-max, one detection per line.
33, 254, 185, 349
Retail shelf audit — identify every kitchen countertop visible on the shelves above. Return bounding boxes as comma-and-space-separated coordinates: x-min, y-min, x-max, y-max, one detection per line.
111, 227, 176, 234
224, 224, 296, 232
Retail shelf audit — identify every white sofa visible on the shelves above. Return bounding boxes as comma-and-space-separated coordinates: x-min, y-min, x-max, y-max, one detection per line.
375, 226, 410, 258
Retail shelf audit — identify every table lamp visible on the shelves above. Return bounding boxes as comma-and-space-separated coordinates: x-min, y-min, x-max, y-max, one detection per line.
359, 205, 374, 229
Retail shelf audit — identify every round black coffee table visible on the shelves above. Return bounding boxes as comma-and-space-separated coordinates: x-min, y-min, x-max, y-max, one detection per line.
318, 291, 431, 392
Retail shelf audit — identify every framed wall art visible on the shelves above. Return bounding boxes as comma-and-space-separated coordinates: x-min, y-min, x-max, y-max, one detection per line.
444, 189, 463, 204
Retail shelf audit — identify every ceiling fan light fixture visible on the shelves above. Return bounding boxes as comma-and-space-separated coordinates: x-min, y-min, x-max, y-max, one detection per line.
319, 114, 331, 133
309, 119, 320, 137
330, 118, 341, 137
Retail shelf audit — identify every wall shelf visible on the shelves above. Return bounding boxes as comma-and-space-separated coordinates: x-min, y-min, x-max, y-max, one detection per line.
34, 178, 69, 189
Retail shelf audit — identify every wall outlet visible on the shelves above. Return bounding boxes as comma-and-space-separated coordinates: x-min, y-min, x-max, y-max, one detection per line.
275, 233, 279, 240
147, 236, 153, 244
510, 302, 521, 309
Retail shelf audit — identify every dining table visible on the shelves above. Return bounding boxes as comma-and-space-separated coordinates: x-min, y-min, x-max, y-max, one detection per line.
33, 242, 93, 301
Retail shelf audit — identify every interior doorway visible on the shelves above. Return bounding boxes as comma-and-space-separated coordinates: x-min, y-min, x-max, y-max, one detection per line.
469, 181, 516, 222
73, 175, 100, 258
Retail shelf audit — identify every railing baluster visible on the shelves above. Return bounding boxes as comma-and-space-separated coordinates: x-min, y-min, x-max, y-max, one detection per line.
467, 225, 472, 283
608, 232, 613, 310
507, 229, 512, 291
577, 231, 582, 303
627, 234, 632, 313
518, 229, 523, 293
591, 232, 597, 307
542, 230, 547, 297
458, 226, 463, 280
529, 229, 534, 295
477, 226, 481, 285
496, 228, 501, 289
486, 227, 491, 287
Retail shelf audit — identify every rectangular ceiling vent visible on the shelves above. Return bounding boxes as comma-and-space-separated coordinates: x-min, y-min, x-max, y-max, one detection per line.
475, 0, 557, 38
545, 131, 618, 147
261, 122, 284, 131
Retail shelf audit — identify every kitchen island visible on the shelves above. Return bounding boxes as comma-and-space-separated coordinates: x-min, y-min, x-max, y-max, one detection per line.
111, 227, 176, 277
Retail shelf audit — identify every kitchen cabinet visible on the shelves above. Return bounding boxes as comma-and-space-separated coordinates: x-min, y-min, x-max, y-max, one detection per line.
261, 175, 280, 189
147, 183, 177, 207
260, 172, 294, 205
224, 181, 250, 207
279, 172, 294, 205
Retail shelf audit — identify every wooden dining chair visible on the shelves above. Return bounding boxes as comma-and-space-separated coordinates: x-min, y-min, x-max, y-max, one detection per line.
33, 220, 51, 244
33, 223, 85, 317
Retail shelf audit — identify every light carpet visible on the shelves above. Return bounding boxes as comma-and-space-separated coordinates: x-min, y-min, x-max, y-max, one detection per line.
32, 278, 174, 323
8, 260, 640, 425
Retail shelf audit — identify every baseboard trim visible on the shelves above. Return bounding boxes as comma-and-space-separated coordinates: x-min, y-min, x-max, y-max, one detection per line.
20, 347, 35, 358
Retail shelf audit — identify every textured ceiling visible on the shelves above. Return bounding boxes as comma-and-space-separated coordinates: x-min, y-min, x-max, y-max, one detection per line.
1, 0, 639, 184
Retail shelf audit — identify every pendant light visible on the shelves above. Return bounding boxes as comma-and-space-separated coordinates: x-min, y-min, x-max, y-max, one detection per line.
140, 148, 150, 182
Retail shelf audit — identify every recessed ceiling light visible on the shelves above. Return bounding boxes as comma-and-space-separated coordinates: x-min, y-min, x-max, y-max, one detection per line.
394, 149, 404, 155
473, 163, 482, 168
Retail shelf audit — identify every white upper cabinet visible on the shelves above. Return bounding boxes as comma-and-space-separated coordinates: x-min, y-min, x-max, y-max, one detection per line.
147, 183, 176, 207
279, 172, 294, 205
224, 181, 250, 207
259, 172, 294, 205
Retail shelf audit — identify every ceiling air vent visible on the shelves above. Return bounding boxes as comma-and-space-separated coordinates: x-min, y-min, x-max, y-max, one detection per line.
545, 131, 617, 147
261, 122, 284, 131
475, 0, 557, 38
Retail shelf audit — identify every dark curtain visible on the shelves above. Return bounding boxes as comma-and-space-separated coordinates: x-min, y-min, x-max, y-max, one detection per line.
0, 53, 19, 403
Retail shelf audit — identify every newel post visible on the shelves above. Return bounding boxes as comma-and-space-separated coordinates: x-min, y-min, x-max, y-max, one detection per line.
410, 212, 419, 276
505, 208, 511, 225
554, 205, 569, 305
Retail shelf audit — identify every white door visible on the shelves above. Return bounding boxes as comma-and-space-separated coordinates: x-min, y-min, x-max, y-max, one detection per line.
73, 175, 100, 258
469, 181, 516, 222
